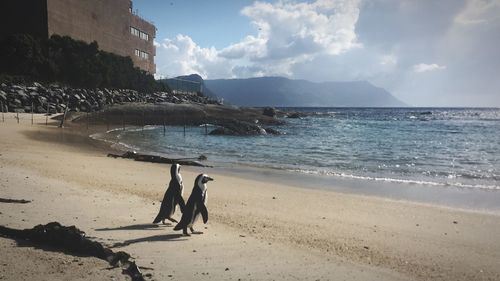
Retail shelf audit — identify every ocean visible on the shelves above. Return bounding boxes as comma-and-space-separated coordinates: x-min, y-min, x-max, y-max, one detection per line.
97, 107, 500, 194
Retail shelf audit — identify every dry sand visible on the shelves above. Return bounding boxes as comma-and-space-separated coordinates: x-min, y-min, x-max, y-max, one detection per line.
1, 113, 499, 281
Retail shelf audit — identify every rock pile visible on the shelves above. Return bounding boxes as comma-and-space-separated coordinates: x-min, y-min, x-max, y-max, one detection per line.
0, 82, 220, 114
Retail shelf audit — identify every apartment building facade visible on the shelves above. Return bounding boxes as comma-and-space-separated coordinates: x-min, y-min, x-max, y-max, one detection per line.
0, 0, 156, 74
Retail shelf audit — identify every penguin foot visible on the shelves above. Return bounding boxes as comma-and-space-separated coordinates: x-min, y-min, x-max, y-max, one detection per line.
183, 228, 191, 236
161, 220, 172, 226
167, 218, 179, 223
190, 227, 203, 234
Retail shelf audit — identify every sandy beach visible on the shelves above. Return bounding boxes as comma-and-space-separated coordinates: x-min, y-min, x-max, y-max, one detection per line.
1, 113, 500, 281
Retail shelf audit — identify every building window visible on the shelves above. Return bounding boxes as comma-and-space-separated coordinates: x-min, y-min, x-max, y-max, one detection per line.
130, 26, 149, 41
130, 26, 140, 37
135, 49, 149, 60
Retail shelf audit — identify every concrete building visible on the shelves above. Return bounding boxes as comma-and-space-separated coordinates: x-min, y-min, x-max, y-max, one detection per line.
0, 0, 156, 74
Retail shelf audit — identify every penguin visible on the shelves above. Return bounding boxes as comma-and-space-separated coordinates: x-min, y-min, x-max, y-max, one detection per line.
152, 163, 186, 224
174, 174, 213, 236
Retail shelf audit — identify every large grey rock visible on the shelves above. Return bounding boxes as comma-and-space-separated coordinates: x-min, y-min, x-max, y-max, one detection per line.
209, 120, 281, 136
262, 107, 277, 117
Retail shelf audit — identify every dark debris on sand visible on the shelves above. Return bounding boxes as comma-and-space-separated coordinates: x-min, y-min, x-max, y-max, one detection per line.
107, 151, 210, 167
0, 222, 147, 281
0, 198, 32, 204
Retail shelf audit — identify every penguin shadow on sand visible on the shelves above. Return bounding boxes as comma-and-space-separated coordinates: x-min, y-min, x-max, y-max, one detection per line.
110, 233, 187, 248
94, 223, 164, 232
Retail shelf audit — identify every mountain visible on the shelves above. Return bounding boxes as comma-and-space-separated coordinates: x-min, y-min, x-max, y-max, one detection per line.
204, 76, 406, 107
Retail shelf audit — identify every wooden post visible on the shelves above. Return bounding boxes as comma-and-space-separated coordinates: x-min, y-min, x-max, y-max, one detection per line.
16, 111, 19, 124
142, 105, 145, 133
1, 101, 4, 122
58, 101, 69, 128
31, 102, 34, 125
106, 106, 109, 131
163, 112, 166, 136
46, 102, 49, 126
183, 114, 186, 137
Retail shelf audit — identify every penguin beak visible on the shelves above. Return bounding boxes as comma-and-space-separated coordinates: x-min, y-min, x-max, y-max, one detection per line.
203, 177, 214, 183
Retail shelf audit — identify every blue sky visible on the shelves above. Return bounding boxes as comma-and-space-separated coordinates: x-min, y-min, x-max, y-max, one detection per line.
133, 0, 500, 107
133, 0, 254, 48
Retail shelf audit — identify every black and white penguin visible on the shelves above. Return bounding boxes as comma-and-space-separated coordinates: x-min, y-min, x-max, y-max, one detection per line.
174, 174, 213, 236
152, 163, 185, 224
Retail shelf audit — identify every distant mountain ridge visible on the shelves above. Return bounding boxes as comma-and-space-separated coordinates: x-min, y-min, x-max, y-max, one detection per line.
168, 75, 406, 107
203, 76, 406, 107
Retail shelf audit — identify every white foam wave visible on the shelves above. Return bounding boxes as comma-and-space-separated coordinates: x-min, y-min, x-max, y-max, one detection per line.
89, 130, 141, 152
288, 168, 500, 191
122, 125, 161, 133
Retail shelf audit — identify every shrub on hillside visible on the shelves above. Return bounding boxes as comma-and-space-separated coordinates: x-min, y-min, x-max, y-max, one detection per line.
0, 34, 168, 93
0, 34, 48, 80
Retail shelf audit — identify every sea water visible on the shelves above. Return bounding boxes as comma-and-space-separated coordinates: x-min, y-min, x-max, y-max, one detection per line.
107, 108, 500, 191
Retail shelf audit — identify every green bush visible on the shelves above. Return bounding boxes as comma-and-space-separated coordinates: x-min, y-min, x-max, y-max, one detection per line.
0, 34, 48, 79
0, 34, 168, 93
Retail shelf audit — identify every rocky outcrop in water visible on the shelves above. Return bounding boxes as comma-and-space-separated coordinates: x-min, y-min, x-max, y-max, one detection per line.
209, 120, 281, 136
64, 102, 285, 128
0, 82, 287, 132
0, 81, 220, 114
262, 107, 277, 117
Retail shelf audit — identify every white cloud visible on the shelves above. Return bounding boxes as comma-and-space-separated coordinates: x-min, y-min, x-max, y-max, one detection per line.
413, 63, 447, 73
380, 54, 397, 66
154, 35, 230, 79
155, 0, 362, 79
240, 0, 361, 57
455, 0, 500, 25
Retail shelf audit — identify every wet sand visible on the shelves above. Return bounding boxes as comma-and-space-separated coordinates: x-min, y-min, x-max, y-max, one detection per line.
1, 113, 499, 281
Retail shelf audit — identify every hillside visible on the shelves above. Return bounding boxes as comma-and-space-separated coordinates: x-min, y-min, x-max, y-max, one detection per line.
204, 76, 406, 107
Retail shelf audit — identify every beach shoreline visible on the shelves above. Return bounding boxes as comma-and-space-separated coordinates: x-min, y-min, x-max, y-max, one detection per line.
89, 119, 500, 214
1, 113, 500, 281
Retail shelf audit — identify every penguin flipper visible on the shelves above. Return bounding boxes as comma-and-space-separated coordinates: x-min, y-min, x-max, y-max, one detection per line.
153, 189, 172, 223
152, 199, 169, 224
200, 204, 208, 224
176, 193, 186, 213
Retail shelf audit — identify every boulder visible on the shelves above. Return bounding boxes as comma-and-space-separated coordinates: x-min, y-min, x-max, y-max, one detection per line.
263, 127, 281, 135
209, 120, 281, 136
262, 107, 277, 117
286, 112, 303, 118
0, 90, 6, 102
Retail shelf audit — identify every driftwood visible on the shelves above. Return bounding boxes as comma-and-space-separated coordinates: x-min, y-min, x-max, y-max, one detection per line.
107, 151, 210, 167
0, 222, 145, 281
0, 198, 31, 204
